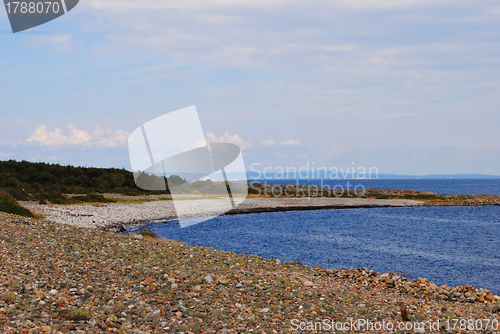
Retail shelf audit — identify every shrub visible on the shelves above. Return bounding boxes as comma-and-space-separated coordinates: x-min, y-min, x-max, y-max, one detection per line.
72, 194, 117, 203
247, 185, 260, 194
167, 175, 187, 186
0, 191, 34, 217
47, 194, 75, 204
138, 227, 159, 239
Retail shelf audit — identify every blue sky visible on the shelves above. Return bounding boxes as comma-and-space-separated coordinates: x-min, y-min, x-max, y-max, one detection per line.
1, 0, 500, 175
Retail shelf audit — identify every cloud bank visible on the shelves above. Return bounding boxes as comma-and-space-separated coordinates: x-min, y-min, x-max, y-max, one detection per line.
27, 125, 130, 148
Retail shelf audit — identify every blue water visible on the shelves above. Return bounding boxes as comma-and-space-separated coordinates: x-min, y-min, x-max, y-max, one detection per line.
259, 178, 500, 195
140, 205, 500, 294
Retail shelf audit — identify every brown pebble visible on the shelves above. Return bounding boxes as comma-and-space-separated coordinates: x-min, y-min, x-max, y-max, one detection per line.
142, 277, 155, 285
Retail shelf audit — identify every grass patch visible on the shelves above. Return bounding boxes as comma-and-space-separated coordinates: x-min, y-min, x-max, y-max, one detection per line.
59, 308, 91, 321
49, 194, 117, 205
0, 191, 35, 217
374, 195, 391, 200
110, 197, 172, 205
369, 193, 444, 201
400, 194, 443, 200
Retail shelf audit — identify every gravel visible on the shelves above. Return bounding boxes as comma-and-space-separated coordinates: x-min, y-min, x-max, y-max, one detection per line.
21, 197, 422, 230
0, 211, 499, 333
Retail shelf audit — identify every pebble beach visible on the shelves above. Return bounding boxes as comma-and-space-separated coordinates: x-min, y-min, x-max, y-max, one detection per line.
0, 211, 499, 333
21, 196, 422, 231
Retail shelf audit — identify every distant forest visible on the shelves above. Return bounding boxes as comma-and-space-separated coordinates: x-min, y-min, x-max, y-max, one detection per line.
0, 160, 171, 202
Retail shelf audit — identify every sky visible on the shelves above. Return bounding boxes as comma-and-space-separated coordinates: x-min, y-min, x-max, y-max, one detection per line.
1, 0, 500, 175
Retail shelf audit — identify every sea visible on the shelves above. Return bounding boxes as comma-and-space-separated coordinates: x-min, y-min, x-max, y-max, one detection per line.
131, 179, 500, 294
254, 178, 500, 195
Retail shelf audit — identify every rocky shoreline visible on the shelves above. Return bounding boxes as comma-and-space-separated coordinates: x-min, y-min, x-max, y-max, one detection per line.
0, 212, 499, 333
20, 184, 500, 232
250, 183, 500, 206
21, 196, 422, 232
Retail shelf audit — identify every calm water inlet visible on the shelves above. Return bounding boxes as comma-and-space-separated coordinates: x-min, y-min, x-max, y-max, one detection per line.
139, 206, 500, 294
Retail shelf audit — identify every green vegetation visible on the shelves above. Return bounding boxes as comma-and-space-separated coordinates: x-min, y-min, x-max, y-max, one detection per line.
369, 193, 445, 201
0, 191, 34, 217
0, 159, 171, 202
138, 227, 160, 239
248, 186, 261, 194
0, 160, 247, 203
46, 194, 118, 205
373, 195, 391, 200
174, 179, 231, 194
401, 194, 444, 200
111, 197, 172, 205
59, 308, 91, 321
163, 178, 248, 196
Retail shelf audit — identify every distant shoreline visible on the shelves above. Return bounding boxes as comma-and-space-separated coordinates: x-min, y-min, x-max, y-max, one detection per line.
20, 184, 500, 232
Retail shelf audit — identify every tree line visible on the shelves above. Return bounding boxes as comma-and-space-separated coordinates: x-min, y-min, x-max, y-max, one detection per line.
0, 160, 171, 202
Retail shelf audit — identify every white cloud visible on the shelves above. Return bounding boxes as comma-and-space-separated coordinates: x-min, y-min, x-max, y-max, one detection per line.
206, 131, 252, 149
4, 0, 500, 174
27, 125, 130, 148
279, 139, 301, 146
68, 125, 93, 145
261, 139, 276, 146
90, 126, 130, 148
40, 0, 498, 83
27, 126, 70, 147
